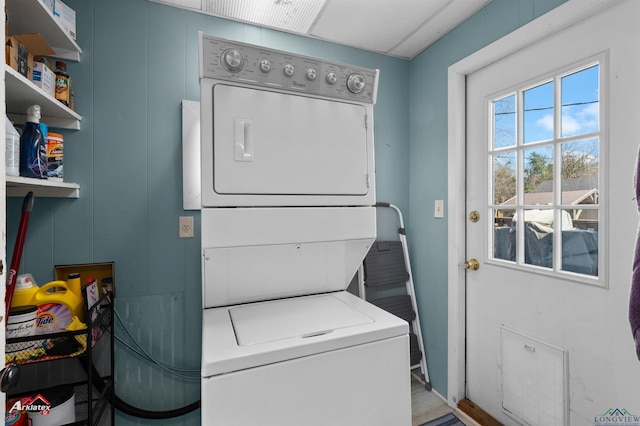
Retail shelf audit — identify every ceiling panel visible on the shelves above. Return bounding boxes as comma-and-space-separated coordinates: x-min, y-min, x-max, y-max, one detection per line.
202, 0, 327, 33
309, 0, 452, 54
148, 0, 492, 59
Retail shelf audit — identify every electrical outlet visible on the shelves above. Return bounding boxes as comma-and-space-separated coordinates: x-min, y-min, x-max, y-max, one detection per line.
179, 216, 194, 238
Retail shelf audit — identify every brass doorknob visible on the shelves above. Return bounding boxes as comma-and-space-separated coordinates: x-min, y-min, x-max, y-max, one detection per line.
464, 258, 480, 270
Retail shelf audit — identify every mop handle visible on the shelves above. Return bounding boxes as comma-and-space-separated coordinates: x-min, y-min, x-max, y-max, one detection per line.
5, 192, 35, 323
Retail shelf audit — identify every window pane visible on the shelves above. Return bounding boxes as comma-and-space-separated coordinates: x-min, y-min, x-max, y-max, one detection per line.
523, 145, 554, 199
493, 94, 516, 149
493, 152, 516, 204
485, 61, 603, 282
494, 208, 516, 262
561, 65, 599, 137
562, 209, 598, 276
524, 81, 554, 144
560, 138, 599, 204
521, 208, 553, 269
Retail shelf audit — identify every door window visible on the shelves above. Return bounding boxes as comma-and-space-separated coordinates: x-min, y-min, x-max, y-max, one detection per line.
490, 61, 603, 283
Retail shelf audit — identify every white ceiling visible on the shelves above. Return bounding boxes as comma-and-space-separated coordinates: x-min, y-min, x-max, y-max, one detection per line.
150, 0, 491, 59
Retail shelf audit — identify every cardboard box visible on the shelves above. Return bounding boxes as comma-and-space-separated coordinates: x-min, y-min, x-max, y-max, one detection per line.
13, 33, 56, 56
5, 35, 31, 79
32, 61, 55, 97
53, 0, 76, 40
55, 262, 115, 302
56, 262, 114, 343
5, 33, 55, 80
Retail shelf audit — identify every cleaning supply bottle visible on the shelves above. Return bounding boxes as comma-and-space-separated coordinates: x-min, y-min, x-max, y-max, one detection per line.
54, 61, 71, 106
10, 274, 39, 309
40, 121, 49, 176
19, 105, 47, 179
47, 132, 64, 181
34, 280, 84, 333
66, 273, 83, 304
5, 115, 20, 177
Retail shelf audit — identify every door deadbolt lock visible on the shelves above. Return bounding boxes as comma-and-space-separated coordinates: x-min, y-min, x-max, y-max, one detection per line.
464, 258, 480, 270
469, 211, 480, 222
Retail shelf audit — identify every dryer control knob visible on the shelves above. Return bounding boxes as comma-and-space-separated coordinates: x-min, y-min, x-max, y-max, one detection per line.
305, 68, 317, 81
221, 48, 244, 73
259, 59, 271, 73
347, 73, 366, 94
326, 72, 337, 85
283, 63, 295, 77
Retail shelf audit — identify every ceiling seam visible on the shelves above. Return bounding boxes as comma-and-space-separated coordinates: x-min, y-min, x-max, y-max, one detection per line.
386, 0, 456, 56
307, 0, 331, 35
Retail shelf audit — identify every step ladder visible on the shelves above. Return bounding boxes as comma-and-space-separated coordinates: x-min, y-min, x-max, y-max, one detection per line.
358, 203, 431, 390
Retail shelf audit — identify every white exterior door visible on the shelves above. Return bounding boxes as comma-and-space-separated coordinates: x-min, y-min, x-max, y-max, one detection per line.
463, 1, 640, 425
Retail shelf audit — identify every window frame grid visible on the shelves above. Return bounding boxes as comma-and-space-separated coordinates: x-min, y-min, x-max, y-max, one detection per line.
486, 56, 606, 287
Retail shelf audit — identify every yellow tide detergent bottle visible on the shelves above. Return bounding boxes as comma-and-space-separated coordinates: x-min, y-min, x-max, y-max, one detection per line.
12, 274, 85, 333
33, 281, 84, 333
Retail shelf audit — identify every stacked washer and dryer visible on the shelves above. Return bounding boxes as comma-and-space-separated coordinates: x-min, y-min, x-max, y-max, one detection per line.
197, 34, 411, 425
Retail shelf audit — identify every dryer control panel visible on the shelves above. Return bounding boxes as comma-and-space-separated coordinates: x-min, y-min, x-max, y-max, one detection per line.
200, 33, 379, 104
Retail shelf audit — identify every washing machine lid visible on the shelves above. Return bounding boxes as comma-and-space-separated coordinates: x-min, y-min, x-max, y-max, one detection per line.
230, 293, 373, 346
201, 291, 408, 377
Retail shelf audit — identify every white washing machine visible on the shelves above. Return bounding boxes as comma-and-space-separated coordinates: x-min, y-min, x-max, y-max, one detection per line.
198, 34, 411, 426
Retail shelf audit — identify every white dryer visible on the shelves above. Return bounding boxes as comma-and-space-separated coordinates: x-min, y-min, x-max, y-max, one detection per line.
198, 34, 411, 426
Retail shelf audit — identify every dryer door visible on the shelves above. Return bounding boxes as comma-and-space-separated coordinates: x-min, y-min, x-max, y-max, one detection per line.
201, 81, 375, 206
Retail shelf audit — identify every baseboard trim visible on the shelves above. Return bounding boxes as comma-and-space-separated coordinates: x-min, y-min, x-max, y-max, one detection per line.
457, 399, 503, 426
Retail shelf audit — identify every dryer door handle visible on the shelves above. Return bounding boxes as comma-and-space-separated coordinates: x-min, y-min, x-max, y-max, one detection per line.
234, 118, 254, 162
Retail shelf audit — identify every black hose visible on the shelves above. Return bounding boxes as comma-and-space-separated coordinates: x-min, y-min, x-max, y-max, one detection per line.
108, 309, 200, 418
89, 364, 201, 419
114, 393, 200, 419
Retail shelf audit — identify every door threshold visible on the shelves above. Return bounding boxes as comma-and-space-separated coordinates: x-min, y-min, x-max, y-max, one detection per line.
457, 398, 503, 426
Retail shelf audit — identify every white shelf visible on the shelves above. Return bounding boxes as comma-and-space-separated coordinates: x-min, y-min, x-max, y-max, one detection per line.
5, 0, 82, 129
6, 0, 81, 62
5, 0, 82, 199
6, 176, 79, 198
5, 66, 82, 130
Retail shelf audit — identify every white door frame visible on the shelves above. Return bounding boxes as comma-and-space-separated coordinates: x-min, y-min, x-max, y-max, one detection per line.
446, 0, 625, 407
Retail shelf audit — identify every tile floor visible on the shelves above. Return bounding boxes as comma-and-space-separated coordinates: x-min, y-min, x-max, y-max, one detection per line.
411, 376, 478, 426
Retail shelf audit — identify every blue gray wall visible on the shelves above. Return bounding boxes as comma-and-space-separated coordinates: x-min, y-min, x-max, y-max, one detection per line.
7, 0, 409, 424
6, 0, 569, 423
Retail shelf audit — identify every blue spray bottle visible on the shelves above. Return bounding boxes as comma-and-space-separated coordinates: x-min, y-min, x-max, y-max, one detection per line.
19, 105, 47, 179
